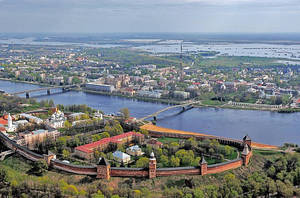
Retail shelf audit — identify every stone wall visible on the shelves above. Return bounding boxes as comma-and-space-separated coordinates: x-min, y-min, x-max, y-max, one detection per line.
0, 131, 252, 179
156, 167, 200, 176
51, 159, 97, 175
206, 159, 243, 174
111, 167, 148, 177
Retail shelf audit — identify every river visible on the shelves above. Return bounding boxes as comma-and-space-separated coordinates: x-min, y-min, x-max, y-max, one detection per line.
1, 80, 300, 146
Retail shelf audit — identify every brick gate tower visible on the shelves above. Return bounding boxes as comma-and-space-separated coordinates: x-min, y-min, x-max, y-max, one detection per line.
97, 157, 110, 180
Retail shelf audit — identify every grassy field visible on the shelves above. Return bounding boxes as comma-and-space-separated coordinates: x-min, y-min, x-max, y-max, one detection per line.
157, 137, 181, 144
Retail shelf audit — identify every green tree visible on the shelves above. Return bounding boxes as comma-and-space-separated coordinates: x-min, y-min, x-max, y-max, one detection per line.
221, 173, 242, 198
204, 185, 219, 198
30, 160, 48, 176
0, 169, 9, 188
62, 149, 70, 160
64, 120, 72, 129
169, 156, 180, 167
91, 190, 105, 198
120, 108, 130, 120
136, 157, 149, 168
160, 155, 169, 167
194, 188, 205, 198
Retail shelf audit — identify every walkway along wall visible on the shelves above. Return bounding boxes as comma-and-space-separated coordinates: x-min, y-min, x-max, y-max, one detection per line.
0, 132, 252, 180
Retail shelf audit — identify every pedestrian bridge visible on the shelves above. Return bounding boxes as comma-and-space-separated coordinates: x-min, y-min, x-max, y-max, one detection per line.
139, 101, 198, 121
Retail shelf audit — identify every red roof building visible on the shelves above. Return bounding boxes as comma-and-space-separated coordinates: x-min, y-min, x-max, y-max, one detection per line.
75, 132, 144, 159
0, 116, 8, 125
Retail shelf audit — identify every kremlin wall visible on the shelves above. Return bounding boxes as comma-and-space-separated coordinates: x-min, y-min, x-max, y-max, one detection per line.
0, 127, 253, 180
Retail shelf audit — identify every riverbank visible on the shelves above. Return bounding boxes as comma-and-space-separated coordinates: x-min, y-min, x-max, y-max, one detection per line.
0, 78, 54, 88
1, 77, 299, 113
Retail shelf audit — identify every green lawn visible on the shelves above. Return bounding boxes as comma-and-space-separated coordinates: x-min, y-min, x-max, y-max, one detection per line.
157, 137, 181, 144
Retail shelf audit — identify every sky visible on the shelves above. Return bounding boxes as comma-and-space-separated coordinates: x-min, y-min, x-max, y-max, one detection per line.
0, 0, 300, 33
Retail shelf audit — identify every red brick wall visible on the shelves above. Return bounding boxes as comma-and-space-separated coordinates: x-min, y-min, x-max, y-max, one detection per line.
110, 169, 148, 177
156, 169, 200, 176
207, 159, 243, 174
51, 161, 97, 175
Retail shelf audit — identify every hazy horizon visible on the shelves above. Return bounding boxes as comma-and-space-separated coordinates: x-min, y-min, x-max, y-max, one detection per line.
1, 0, 300, 33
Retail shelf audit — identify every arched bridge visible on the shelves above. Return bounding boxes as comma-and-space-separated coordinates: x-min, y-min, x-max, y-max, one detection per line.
139, 101, 199, 121
12, 85, 78, 98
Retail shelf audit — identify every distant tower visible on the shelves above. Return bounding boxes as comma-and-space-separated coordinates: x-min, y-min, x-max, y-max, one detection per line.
7, 113, 12, 129
149, 152, 157, 179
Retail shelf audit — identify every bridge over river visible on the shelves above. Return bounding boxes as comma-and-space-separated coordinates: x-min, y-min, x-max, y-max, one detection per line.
139, 101, 199, 121
12, 84, 78, 98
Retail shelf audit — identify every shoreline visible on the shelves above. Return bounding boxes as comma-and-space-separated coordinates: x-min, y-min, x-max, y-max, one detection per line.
1, 77, 299, 113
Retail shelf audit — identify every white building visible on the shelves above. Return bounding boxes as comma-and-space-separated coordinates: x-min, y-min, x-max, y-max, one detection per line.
47, 108, 66, 129
126, 145, 143, 156
113, 151, 131, 164
85, 82, 115, 93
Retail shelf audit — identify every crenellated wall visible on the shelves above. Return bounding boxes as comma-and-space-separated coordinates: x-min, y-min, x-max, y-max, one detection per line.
111, 167, 148, 177
0, 131, 252, 179
157, 167, 200, 176
206, 159, 243, 174
51, 159, 97, 175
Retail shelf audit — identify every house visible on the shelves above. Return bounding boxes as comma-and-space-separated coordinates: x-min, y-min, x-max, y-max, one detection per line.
126, 145, 143, 156
19, 113, 43, 124
113, 151, 131, 163
147, 138, 163, 149
19, 129, 60, 149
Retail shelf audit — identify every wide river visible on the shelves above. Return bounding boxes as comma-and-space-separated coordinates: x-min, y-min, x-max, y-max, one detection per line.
1, 80, 299, 146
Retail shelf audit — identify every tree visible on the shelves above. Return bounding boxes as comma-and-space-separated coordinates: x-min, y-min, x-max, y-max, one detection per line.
64, 120, 72, 129
194, 188, 205, 198
91, 190, 105, 198
204, 185, 219, 198
185, 138, 197, 149
30, 160, 48, 176
221, 173, 242, 198
276, 180, 293, 197
175, 149, 195, 166
120, 108, 130, 120
49, 99, 54, 107
160, 155, 169, 167
136, 157, 149, 168
0, 169, 9, 188
62, 149, 70, 160
170, 156, 180, 167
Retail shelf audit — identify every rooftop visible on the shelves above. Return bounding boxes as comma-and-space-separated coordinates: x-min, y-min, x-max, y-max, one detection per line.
113, 151, 130, 160
75, 131, 144, 154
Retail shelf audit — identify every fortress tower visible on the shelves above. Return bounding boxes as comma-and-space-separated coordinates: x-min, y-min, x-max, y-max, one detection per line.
149, 152, 157, 179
